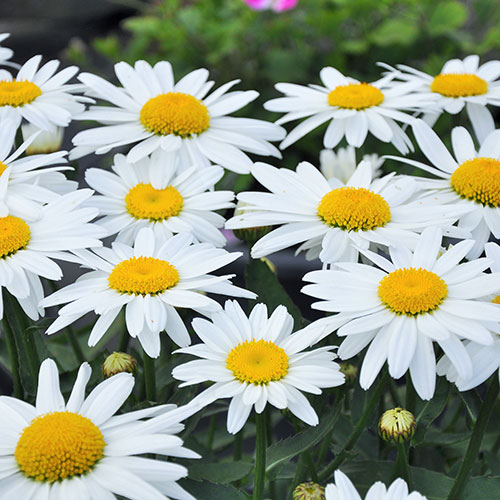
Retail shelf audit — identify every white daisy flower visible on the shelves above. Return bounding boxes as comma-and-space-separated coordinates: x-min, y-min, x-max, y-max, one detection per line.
437, 242, 500, 391
325, 470, 427, 500
226, 160, 467, 264
0, 120, 76, 220
0, 358, 200, 500
41, 227, 255, 358
302, 227, 500, 400
0, 189, 103, 320
319, 145, 383, 184
264, 67, 433, 154
392, 55, 500, 142
0, 55, 85, 131
0, 33, 14, 67
71, 60, 285, 172
85, 152, 233, 247
388, 120, 500, 259
172, 300, 344, 434
22, 122, 64, 154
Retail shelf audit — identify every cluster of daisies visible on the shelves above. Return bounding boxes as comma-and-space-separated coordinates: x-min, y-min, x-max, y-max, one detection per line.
1, 27, 500, 498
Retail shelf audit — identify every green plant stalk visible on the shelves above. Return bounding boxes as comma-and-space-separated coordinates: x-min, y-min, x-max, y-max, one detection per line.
392, 442, 412, 488
233, 429, 243, 461
206, 414, 216, 450
447, 376, 500, 500
143, 352, 156, 402
5, 293, 39, 383
405, 374, 416, 413
304, 449, 319, 482
118, 328, 130, 352
319, 371, 389, 482
2, 317, 22, 398
253, 411, 267, 500
66, 325, 85, 364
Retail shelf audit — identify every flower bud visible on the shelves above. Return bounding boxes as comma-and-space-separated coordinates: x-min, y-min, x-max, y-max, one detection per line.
378, 407, 415, 444
102, 352, 137, 378
293, 482, 325, 500
232, 201, 272, 246
22, 124, 64, 155
339, 362, 358, 383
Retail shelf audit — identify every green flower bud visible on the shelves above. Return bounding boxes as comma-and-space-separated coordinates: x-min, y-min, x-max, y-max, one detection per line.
102, 352, 137, 378
293, 482, 325, 500
378, 407, 415, 444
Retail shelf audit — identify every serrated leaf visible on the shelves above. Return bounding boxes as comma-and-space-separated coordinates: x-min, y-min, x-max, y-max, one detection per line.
180, 479, 249, 500
188, 461, 253, 484
245, 257, 303, 328
413, 376, 449, 446
266, 396, 342, 474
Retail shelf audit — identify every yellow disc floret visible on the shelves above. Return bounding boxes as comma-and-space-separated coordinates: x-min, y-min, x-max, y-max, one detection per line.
492, 295, 500, 305
317, 187, 391, 231
140, 92, 210, 137
0, 80, 42, 107
328, 83, 384, 110
0, 161, 7, 176
0, 215, 31, 258
226, 339, 289, 385
15, 411, 105, 483
450, 157, 500, 207
125, 183, 183, 221
108, 256, 180, 295
431, 73, 488, 98
378, 267, 448, 316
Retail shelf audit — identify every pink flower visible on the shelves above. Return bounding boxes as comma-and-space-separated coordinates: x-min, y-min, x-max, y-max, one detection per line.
243, 0, 298, 12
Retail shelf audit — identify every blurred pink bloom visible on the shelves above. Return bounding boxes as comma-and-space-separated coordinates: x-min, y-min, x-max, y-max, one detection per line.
244, 0, 298, 12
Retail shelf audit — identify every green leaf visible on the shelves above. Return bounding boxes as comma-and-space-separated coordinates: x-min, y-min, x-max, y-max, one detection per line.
428, 1, 467, 36
180, 479, 249, 500
188, 461, 253, 484
413, 376, 449, 446
266, 396, 343, 475
244, 257, 303, 328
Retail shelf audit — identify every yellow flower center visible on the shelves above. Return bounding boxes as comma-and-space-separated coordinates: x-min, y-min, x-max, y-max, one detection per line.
15, 411, 105, 483
0, 161, 7, 176
125, 183, 184, 221
431, 73, 488, 98
226, 339, 289, 385
0, 80, 42, 107
317, 187, 391, 231
328, 83, 384, 110
0, 215, 31, 258
108, 256, 180, 295
450, 157, 500, 207
492, 295, 500, 304
140, 92, 210, 137
378, 267, 448, 316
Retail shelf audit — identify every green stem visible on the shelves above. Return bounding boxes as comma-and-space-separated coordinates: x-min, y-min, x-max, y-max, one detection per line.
5, 293, 39, 382
118, 328, 130, 352
2, 317, 22, 398
233, 430, 243, 461
143, 352, 156, 402
288, 455, 306, 499
66, 326, 85, 363
319, 371, 389, 482
304, 450, 319, 482
206, 414, 216, 449
447, 376, 500, 500
405, 375, 416, 413
253, 411, 267, 500
392, 442, 412, 488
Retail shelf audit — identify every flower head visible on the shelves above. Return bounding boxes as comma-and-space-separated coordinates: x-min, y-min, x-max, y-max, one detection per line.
303, 226, 500, 399
0, 55, 85, 131
293, 482, 325, 500
71, 60, 285, 173
265, 66, 433, 153
102, 352, 137, 378
0, 358, 200, 499
173, 300, 344, 434
378, 407, 416, 444
42, 228, 255, 358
